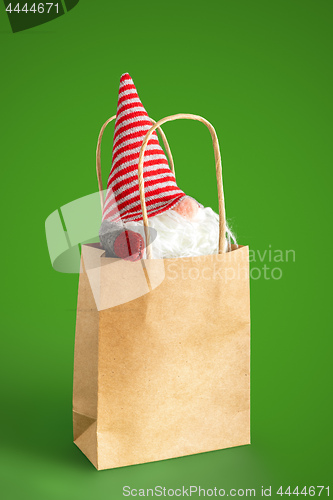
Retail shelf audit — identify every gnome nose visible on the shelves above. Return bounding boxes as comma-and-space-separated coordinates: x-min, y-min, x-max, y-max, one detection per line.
113, 230, 145, 261
173, 196, 199, 219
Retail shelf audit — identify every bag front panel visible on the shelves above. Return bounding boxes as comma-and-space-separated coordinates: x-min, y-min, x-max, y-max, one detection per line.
96, 246, 250, 470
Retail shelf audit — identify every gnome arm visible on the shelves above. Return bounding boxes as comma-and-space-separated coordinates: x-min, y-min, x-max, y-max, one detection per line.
99, 221, 144, 261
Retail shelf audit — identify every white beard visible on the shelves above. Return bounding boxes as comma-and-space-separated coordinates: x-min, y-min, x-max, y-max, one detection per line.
125, 206, 236, 259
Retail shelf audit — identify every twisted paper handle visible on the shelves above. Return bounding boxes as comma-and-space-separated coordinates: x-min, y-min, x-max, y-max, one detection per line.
137, 114, 226, 259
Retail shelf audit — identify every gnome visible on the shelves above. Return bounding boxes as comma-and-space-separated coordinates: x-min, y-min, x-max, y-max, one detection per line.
99, 73, 235, 260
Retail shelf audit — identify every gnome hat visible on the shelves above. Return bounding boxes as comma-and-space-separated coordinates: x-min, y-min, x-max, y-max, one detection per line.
102, 73, 185, 223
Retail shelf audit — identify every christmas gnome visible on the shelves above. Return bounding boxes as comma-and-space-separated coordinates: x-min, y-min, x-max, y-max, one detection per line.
99, 73, 235, 260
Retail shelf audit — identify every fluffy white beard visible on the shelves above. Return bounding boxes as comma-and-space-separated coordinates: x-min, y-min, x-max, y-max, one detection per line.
125, 206, 237, 259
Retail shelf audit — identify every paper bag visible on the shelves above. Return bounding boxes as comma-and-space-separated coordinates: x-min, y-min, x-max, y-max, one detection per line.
73, 114, 251, 470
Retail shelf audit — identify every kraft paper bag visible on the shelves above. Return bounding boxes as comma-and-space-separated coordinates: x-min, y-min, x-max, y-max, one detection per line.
73, 113, 251, 470
73, 245, 250, 470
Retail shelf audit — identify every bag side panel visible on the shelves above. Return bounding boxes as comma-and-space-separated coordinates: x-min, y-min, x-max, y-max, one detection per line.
73, 256, 99, 468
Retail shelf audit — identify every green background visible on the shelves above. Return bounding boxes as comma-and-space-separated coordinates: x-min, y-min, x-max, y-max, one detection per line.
1, 0, 332, 498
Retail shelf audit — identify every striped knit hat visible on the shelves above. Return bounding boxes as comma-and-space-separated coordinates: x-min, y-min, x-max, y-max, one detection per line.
102, 73, 185, 223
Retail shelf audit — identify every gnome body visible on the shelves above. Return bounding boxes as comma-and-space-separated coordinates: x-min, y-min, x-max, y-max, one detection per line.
99, 74, 235, 260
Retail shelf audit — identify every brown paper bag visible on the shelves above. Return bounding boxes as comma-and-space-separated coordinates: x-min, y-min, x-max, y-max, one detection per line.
73, 114, 251, 470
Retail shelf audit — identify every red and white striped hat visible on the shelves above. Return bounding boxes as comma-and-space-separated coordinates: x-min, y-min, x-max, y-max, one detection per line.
102, 73, 185, 223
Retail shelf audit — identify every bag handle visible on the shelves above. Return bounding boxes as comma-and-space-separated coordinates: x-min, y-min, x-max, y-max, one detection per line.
138, 114, 226, 259
96, 115, 175, 212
